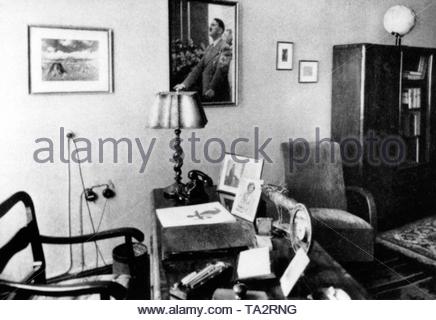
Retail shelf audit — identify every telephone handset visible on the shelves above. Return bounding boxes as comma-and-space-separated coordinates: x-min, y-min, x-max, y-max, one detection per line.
188, 170, 213, 186
177, 170, 213, 204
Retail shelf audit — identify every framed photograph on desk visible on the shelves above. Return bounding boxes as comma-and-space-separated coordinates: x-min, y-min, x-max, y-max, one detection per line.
217, 153, 264, 195
231, 178, 263, 222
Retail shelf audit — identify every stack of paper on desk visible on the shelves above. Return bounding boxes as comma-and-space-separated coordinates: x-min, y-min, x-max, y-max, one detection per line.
236, 247, 275, 280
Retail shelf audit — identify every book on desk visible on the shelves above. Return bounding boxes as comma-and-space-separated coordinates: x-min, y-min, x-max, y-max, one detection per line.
156, 202, 255, 261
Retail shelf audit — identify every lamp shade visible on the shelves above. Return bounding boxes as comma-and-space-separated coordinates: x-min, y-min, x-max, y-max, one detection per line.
147, 91, 208, 129
383, 5, 416, 36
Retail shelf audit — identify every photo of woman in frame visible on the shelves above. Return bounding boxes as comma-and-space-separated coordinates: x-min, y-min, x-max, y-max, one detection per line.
231, 178, 263, 222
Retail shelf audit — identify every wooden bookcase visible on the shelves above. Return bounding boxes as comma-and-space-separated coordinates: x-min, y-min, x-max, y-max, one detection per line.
332, 44, 436, 230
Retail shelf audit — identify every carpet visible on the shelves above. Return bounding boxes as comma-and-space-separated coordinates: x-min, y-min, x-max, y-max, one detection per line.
344, 244, 436, 299
377, 215, 436, 267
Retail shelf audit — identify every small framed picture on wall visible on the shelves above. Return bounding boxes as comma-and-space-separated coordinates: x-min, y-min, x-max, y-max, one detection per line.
276, 41, 294, 70
299, 60, 319, 83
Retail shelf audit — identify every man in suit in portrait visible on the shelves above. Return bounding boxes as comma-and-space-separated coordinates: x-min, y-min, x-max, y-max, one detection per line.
174, 18, 231, 102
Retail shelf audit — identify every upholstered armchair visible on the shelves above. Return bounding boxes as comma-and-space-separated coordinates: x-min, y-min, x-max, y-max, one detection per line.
0, 191, 145, 299
281, 141, 377, 262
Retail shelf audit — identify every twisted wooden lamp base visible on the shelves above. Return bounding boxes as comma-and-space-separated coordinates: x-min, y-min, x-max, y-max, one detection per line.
163, 128, 184, 198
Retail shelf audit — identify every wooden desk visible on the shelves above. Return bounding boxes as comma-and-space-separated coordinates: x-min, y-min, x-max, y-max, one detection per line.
150, 187, 369, 300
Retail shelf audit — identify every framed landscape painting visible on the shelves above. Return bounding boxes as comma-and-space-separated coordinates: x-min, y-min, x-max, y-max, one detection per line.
28, 25, 113, 94
169, 0, 238, 106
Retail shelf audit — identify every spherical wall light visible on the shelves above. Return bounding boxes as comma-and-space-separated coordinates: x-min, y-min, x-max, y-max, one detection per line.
383, 5, 416, 46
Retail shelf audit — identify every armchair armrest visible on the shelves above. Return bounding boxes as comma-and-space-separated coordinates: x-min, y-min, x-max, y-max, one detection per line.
40, 227, 144, 245
346, 186, 377, 231
0, 279, 127, 300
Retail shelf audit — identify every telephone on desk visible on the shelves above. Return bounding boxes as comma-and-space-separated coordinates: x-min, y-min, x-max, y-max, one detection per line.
177, 170, 213, 204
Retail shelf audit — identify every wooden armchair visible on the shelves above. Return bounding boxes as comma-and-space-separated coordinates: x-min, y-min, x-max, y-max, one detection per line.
281, 141, 377, 262
0, 191, 144, 299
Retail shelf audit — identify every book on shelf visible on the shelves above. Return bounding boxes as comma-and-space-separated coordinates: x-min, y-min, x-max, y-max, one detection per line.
402, 88, 421, 109
402, 91, 408, 104
402, 112, 421, 137
406, 138, 420, 163
417, 56, 427, 74
414, 112, 421, 136
402, 56, 427, 80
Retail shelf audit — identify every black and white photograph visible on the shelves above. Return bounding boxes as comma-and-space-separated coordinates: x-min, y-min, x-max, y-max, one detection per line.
217, 153, 264, 194
231, 178, 263, 222
28, 25, 113, 93
2, 0, 436, 316
169, 0, 238, 106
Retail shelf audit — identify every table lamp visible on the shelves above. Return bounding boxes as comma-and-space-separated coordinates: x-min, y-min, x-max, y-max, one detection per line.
147, 91, 208, 198
383, 5, 416, 47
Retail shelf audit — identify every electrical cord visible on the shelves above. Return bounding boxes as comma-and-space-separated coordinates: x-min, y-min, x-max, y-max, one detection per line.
50, 135, 76, 278
66, 135, 73, 273
95, 199, 108, 268
96, 199, 108, 233
79, 192, 85, 271
78, 182, 107, 270
52, 135, 74, 278
72, 140, 106, 270
73, 141, 97, 233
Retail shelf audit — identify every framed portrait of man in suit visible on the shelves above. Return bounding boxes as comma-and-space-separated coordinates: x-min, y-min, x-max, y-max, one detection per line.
169, 0, 238, 106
